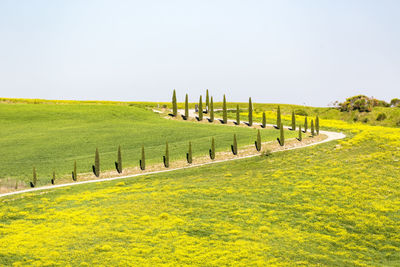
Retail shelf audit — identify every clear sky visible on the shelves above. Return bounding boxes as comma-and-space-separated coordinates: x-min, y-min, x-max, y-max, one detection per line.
0, 0, 399, 106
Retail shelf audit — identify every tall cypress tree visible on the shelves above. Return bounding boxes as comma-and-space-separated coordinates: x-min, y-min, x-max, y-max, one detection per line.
298, 125, 302, 141
198, 95, 203, 121
205, 89, 209, 113
140, 145, 145, 170
231, 133, 238, 155
316, 116, 320, 135
92, 148, 100, 177
262, 112, 266, 128
291, 111, 296, 131
222, 95, 227, 124
277, 106, 281, 129
304, 116, 308, 133
236, 104, 240, 125
172, 89, 177, 117
51, 171, 56, 185
186, 141, 193, 164
248, 97, 253, 126
31, 167, 37, 187
209, 137, 215, 160
311, 120, 315, 137
115, 145, 122, 173
184, 94, 189, 120
255, 129, 262, 151
72, 160, 77, 181
278, 123, 285, 146
163, 141, 169, 168
210, 97, 214, 122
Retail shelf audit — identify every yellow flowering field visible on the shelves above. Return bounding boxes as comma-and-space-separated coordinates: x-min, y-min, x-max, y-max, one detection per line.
0, 118, 399, 266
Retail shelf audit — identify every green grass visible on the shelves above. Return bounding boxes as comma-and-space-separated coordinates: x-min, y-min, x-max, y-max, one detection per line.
0, 102, 296, 185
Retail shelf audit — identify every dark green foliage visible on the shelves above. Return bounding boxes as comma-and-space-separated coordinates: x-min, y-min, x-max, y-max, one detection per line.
295, 109, 308, 116
298, 125, 302, 141
209, 97, 214, 122
184, 94, 189, 120
376, 113, 387, 121
278, 123, 284, 146
276, 106, 281, 129
236, 105, 240, 125
209, 137, 215, 160
206, 89, 210, 113
338, 95, 389, 112
140, 145, 145, 170
316, 116, 320, 135
92, 148, 100, 177
198, 96, 203, 121
391, 98, 400, 107
172, 89, 177, 117
72, 160, 77, 181
262, 112, 266, 128
222, 95, 227, 124
163, 141, 169, 168
255, 130, 261, 152
51, 171, 55, 185
291, 111, 296, 131
231, 134, 238, 155
304, 116, 308, 133
248, 97, 253, 126
115, 145, 122, 173
186, 141, 192, 164
311, 120, 315, 137
31, 167, 37, 187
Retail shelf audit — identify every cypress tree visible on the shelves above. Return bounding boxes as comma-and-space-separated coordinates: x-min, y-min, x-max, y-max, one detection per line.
186, 141, 193, 164
236, 104, 240, 125
51, 171, 55, 185
184, 94, 189, 120
255, 129, 261, 151
198, 95, 203, 121
231, 134, 238, 155
163, 141, 169, 168
316, 116, 320, 135
222, 95, 227, 124
115, 145, 122, 173
291, 111, 296, 131
92, 148, 100, 177
172, 89, 177, 117
205, 89, 209, 113
248, 97, 253, 126
262, 112, 266, 128
72, 160, 77, 181
304, 116, 308, 133
209, 97, 214, 122
277, 106, 281, 129
311, 119, 315, 137
209, 137, 215, 160
140, 145, 145, 170
278, 123, 285, 146
298, 125, 302, 141
31, 167, 37, 187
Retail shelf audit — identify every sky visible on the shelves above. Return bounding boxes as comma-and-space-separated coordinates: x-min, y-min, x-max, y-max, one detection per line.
0, 0, 399, 106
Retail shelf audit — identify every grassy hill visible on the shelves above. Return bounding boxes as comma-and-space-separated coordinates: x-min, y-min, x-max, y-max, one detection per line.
0, 117, 399, 265
0, 101, 296, 187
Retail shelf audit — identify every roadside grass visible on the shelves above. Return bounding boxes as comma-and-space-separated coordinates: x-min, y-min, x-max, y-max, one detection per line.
0, 102, 297, 186
0, 119, 399, 265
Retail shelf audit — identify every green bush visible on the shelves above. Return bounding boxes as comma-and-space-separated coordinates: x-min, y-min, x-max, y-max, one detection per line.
295, 109, 308, 116
376, 113, 387, 121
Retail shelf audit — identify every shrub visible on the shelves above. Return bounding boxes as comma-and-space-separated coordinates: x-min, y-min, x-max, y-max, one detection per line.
209, 137, 215, 160
222, 95, 227, 124
311, 120, 315, 137
262, 112, 266, 128
184, 94, 189, 120
391, 98, 400, 107
206, 89, 209, 113
186, 141, 193, 164
298, 125, 302, 141
276, 106, 281, 128
163, 141, 169, 168
376, 113, 387, 121
198, 96, 203, 121
140, 146, 145, 170
295, 109, 308, 116
92, 148, 100, 177
172, 89, 177, 117
31, 167, 37, 188
337, 95, 389, 112
304, 116, 308, 133
316, 116, 320, 135
236, 104, 240, 125
231, 134, 238, 155
291, 111, 296, 131
115, 145, 122, 173
51, 171, 55, 185
362, 117, 369, 123
248, 97, 253, 126
255, 130, 261, 152
277, 123, 284, 146
210, 97, 214, 122
72, 160, 77, 181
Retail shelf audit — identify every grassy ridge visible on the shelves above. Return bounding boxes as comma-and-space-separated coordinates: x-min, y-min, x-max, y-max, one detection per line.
0, 102, 296, 185
0, 119, 399, 265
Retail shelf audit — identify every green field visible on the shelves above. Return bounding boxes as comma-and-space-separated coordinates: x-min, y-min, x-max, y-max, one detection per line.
0, 102, 296, 186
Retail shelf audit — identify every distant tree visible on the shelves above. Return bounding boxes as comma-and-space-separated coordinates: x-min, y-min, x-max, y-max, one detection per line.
278, 123, 284, 146
92, 148, 100, 177
115, 145, 122, 173
231, 134, 238, 155
276, 106, 281, 129
172, 89, 177, 117
30, 167, 37, 187
262, 112, 266, 128
72, 160, 77, 181
255, 130, 261, 152
209, 97, 214, 122
298, 125, 302, 141
51, 171, 56, 185
209, 137, 215, 160
337, 95, 390, 112
198, 95, 203, 121
236, 104, 240, 125
291, 111, 296, 131
390, 98, 400, 107
222, 95, 227, 124
184, 94, 189, 120
205, 89, 210, 113
304, 116, 308, 133
311, 120, 315, 137
315, 116, 320, 135
186, 141, 193, 164
163, 141, 169, 168
140, 145, 145, 170
248, 97, 253, 126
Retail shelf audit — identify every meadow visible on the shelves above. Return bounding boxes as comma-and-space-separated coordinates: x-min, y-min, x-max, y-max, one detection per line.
0, 113, 399, 265
0, 101, 297, 187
